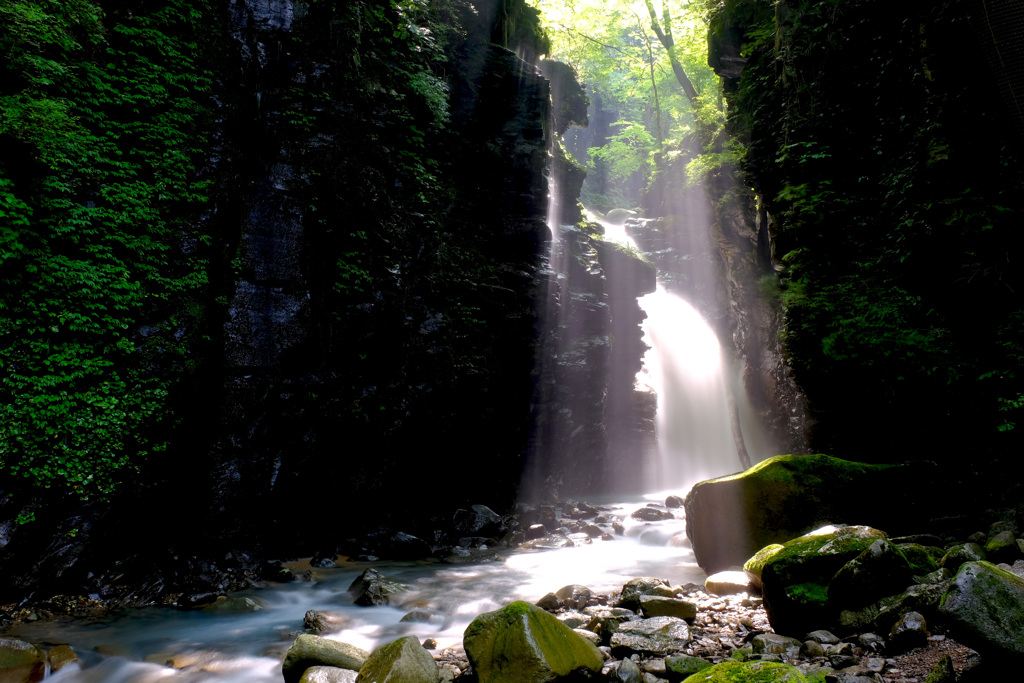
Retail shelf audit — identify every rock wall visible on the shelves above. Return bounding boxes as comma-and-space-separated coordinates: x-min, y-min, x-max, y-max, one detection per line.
524, 223, 657, 500
707, 0, 1024, 462
0, 0, 569, 601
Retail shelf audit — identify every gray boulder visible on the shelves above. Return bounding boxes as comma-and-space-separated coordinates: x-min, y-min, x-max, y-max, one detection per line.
300, 667, 358, 683
888, 611, 929, 653
751, 633, 801, 655
554, 584, 592, 610
305, 610, 350, 635
609, 617, 690, 657
609, 657, 644, 683
604, 208, 639, 224
454, 505, 503, 538
939, 560, 1024, 661
355, 636, 439, 683
283, 635, 369, 683
827, 539, 914, 609
616, 577, 670, 611
348, 568, 409, 606
630, 506, 674, 522
639, 596, 696, 620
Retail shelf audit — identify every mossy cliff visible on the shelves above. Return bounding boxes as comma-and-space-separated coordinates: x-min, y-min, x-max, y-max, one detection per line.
0, 0, 582, 601
707, 0, 1024, 465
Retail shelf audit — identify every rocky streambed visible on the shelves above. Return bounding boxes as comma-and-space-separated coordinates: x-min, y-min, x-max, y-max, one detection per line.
2, 491, 1017, 682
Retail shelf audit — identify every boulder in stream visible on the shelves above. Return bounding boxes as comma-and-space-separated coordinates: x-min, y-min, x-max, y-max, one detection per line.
684, 454, 934, 574
0, 637, 46, 683
463, 600, 603, 683
355, 635, 439, 683
300, 667, 357, 683
283, 634, 369, 683
348, 568, 409, 606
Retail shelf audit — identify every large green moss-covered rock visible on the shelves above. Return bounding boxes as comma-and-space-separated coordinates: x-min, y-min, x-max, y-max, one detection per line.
463, 601, 604, 683
684, 454, 932, 574
759, 525, 887, 635
939, 561, 1024, 661
681, 660, 808, 682
355, 635, 439, 683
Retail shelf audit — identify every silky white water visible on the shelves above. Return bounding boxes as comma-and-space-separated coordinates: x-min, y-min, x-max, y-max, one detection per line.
597, 215, 747, 492
10, 496, 703, 682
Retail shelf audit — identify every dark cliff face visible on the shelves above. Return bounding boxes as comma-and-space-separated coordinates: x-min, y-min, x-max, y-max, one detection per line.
0, 0, 565, 598
708, 0, 1024, 463
194, 0, 558, 551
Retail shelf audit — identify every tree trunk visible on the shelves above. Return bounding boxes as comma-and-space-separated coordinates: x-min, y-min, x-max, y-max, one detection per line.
643, 0, 699, 104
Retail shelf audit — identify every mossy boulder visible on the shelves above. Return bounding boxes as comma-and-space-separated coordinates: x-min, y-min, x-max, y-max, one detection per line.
759, 525, 887, 635
940, 543, 986, 571
896, 543, 942, 578
355, 636, 439, 683
463, 601, 604, 683
938, 561, 1024, 661
283, 635, 370, 683
300, 667, 357, 683
684, 454, 933, 574
666, 654, 712, 681
827, 539, 914, 609
680, 660, 808, 682
0, 637, 46, 683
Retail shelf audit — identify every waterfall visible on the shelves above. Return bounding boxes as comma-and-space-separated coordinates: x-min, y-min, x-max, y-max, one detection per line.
599, 216, 759, 494
637, 287, 740, 491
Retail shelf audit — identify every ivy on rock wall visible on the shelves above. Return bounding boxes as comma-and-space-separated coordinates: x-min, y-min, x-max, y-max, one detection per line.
0, 0, 212, 515
0, 0, 558, 589
711, 0, 1024, 458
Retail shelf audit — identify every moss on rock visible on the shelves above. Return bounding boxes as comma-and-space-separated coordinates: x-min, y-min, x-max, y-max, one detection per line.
355, 635, 439, 683
684, 454, 932, 574
463, 600, 604, 683
681, 659, 808, 682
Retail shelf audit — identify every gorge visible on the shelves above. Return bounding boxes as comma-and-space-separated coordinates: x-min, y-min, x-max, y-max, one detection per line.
1, 0, 1024, 679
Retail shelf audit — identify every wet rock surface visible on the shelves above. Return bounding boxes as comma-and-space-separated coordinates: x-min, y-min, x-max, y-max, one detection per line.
2, 498, 1021, 682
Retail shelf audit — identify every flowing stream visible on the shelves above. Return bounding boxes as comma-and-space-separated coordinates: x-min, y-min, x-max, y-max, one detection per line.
10, 496, 703, 682
7, 212, 764, 682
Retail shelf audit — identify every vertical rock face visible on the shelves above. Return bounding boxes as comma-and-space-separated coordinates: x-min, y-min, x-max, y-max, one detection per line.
707, 0, 1024, 462
197, 0, 561, 548
208, 0, 316, 535
524, 224, 657, 500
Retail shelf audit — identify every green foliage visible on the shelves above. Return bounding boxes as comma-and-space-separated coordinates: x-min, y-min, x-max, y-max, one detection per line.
0, 0, 212, 507
717, 0, 1024, 455
588, 119, 656, 180
538, 0, 720, 204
